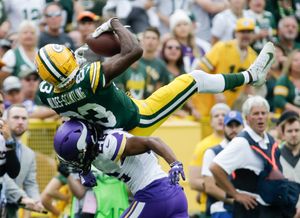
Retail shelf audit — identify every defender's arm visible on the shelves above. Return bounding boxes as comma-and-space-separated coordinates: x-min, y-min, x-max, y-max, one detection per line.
122, 136, 177, 165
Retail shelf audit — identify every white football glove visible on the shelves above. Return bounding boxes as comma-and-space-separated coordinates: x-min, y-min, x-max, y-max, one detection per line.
74, 44, 89, 66
92, 17, 118, 38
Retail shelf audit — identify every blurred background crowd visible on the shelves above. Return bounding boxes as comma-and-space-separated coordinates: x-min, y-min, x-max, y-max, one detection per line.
0, 0, 299, 217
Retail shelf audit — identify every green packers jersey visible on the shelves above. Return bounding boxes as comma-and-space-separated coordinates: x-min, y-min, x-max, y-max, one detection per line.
139, 57, 170, 98
113, 62, 147, 100
13, 47, 37, 77
38, 61, 140, 130
274, 74, 300, 112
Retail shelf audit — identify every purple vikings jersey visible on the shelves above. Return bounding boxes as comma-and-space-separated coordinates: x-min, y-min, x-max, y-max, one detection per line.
92, 129, 167, 194
92, 129, 188, 218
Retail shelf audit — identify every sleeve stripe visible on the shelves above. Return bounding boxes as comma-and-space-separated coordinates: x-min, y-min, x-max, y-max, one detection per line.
201, 57, 214, 71
101, 64, 105, 87
93, 62, 101, 93
89, 63, 95, 86
111, 136, 127, 162
92, 63, 97, 91
89, 62, 101, 93
90, 63, 98, 93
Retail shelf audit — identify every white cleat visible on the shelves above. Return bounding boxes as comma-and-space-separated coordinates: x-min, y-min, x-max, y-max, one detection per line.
247, 42, 275, 86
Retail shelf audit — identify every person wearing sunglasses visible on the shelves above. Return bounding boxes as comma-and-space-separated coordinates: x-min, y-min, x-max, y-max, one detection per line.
38, 2, 75, 50
161, 37, 200, 120
161, 37, 185, 80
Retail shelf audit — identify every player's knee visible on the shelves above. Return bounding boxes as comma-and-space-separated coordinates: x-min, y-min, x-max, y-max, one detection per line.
188, 70, 207, 84
189, 70, 207, 77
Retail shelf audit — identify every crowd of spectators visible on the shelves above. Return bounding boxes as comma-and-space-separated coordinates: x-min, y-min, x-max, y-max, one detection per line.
0, 0, 299, 217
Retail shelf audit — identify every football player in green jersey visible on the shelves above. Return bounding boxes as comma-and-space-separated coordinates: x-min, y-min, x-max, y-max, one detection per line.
36, 18, 275, 136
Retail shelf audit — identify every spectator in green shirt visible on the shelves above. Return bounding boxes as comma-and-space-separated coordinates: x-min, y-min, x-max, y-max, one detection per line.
274, 49, 300, 114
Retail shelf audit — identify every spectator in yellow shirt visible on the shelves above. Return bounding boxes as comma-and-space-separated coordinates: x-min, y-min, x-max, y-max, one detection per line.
189, 103, 230, 217
192, 17, 257, 116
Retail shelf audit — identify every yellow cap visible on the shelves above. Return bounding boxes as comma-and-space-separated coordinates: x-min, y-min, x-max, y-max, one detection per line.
235, 18, 255, 32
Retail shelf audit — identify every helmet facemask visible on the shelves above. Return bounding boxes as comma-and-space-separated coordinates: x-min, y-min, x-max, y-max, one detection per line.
54, 119, 100, 174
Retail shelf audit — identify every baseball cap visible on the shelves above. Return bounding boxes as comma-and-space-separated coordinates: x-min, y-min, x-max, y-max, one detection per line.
3, 76, 22, 92
276, 110, 299, 126
77, 11, 98, 22
210, 103, 230, 116
224, 110, 244, 126
19, 69, 39, 79
0, 39, 12, 49
235, 18, 255, 32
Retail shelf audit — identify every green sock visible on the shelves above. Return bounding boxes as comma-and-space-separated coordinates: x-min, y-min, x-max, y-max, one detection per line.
222, 73, 245, 91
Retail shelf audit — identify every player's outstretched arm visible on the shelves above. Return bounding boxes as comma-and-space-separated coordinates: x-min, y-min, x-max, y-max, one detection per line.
101, 19, 143, 84
123, 136, 177, 165
122, 136, 186, 184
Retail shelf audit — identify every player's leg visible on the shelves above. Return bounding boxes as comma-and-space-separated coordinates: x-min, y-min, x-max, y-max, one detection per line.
130, 73, 197, 136
120, 200, 163, 218
167, 188, 189, 218
120, 191, 188, 218
130, 42, 275, 136
191, 41, 275, 92
121, 201, 144, 218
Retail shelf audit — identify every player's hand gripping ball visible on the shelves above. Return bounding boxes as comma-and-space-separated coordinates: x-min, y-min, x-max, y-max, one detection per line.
86, 31, 121, 57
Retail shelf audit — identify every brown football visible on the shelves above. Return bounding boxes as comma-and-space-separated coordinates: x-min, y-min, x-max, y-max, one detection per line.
86, 32, 121, 57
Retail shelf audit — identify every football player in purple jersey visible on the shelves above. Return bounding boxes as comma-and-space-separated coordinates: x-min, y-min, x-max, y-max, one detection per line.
54, 119, 188, 218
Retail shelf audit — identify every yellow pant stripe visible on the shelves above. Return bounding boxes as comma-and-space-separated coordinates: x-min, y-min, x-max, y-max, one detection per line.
124, 201, 138, 218
129, 74, 196, 136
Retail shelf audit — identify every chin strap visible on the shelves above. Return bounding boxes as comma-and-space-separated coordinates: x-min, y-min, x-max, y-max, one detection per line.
56, 66, 79, 90
74, 44, 89, 67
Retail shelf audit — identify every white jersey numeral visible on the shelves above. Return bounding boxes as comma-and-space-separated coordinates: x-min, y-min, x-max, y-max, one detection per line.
61, 103, 117, 127
39, 81, 53, 94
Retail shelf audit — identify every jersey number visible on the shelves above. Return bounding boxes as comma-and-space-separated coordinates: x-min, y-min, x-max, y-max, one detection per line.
61, 103, 117, 127
22, 8, 41, 20
39, 81, 53, 94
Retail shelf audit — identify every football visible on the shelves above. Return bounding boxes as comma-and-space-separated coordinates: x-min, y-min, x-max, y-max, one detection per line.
86, 32, 121, 57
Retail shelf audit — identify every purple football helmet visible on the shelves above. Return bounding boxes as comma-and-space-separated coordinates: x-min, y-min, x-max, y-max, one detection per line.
54, 119, 98, 173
